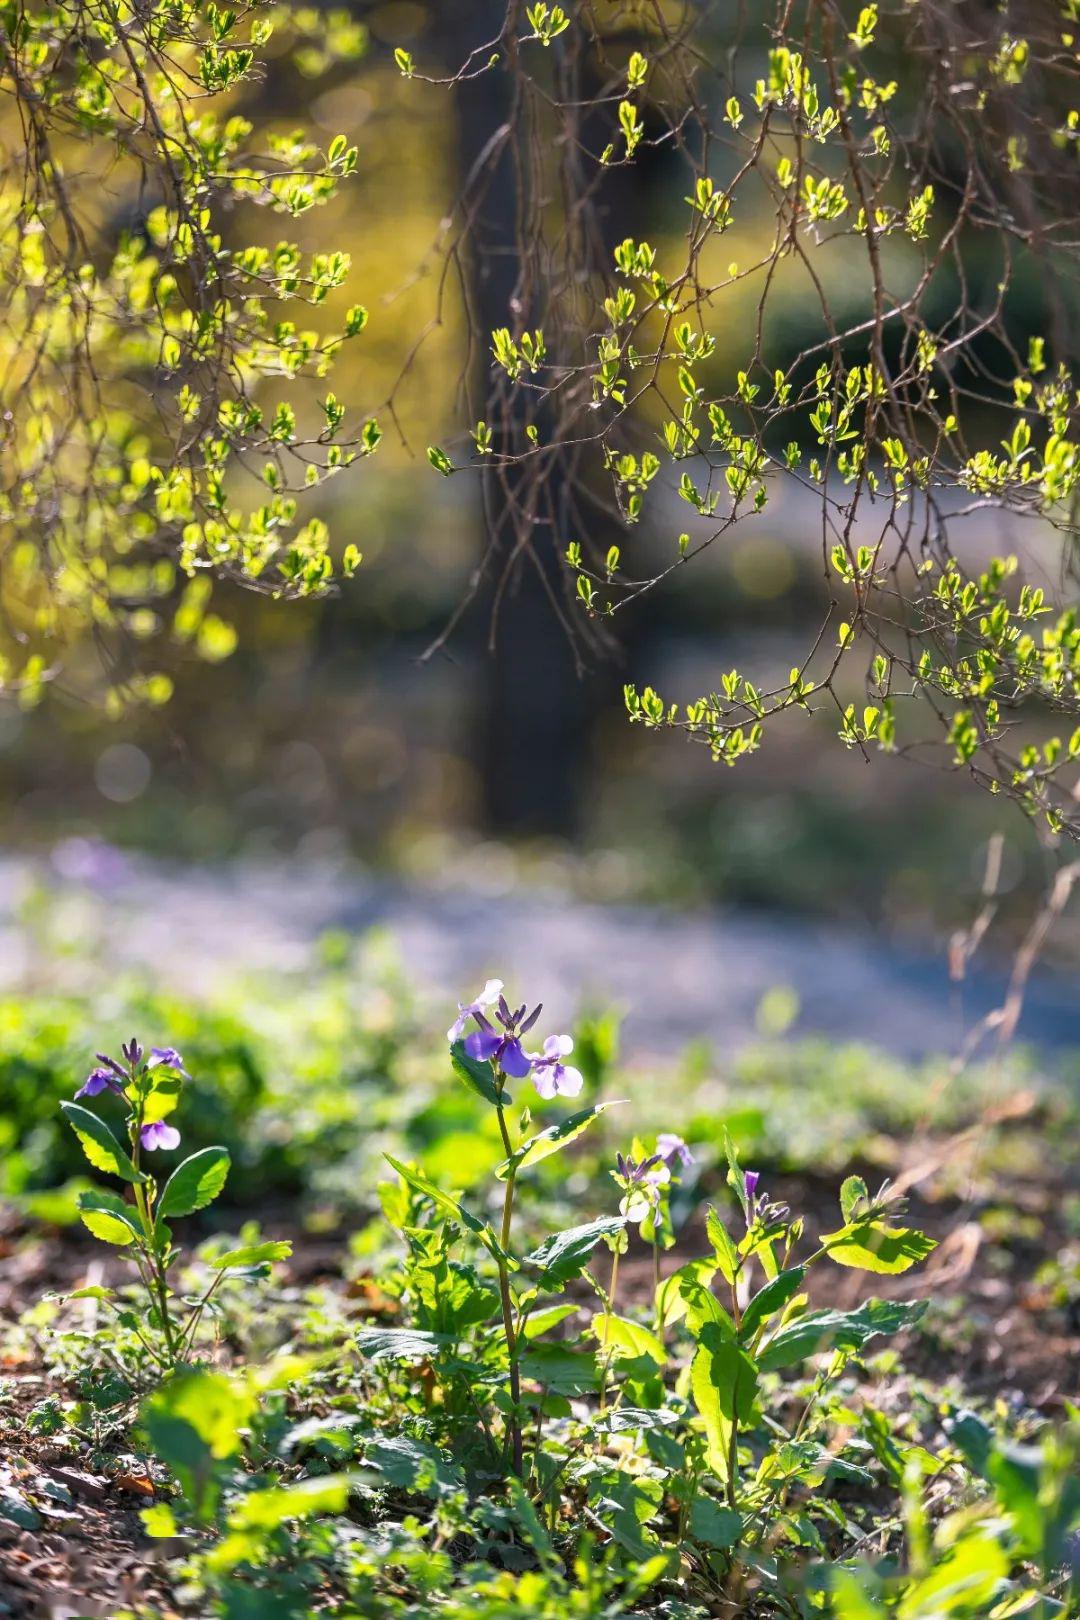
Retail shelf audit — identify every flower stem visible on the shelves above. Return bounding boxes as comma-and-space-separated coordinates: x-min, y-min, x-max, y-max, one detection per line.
131, 1120, 177, 1366
598, 1246, 620, 1413
495, 1092, 523, 1477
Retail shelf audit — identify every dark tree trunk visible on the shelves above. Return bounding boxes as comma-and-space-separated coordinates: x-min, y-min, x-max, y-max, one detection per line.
443, 4, 660, 838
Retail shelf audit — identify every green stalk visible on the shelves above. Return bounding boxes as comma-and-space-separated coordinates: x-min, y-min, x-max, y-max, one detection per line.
494, 1085, 523, 1477
652, 1233, 663, 1343
598, 1245, 621, 1413
131, 1094, 178, 1365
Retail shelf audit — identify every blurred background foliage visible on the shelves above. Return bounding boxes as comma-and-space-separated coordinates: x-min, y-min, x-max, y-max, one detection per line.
0, 0, 1072, 959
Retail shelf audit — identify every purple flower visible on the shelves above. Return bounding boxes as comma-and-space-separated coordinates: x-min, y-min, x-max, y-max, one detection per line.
461, 993, 542, 1080
740, 1170, 788, 1230
657, 1132, 693, 1170
447, 979, 504, 1044
148, 1047, 190, 1079
140, 1121, 180, 1152
121, 1037, 144, 1070
614, 1150, 670, 1220
465, 1013, 533, 1078
529, 1035, 583, 1099
75, 1067, 123, 1100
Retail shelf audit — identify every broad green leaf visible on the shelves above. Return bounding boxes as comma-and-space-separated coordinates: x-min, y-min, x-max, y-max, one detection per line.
141, 1073, 182, 1125
356, 1326, 450, 1362
211, 1240, 292, 1270
158, 1146, 230, 1220
524, 1215, 626, 1288
383, 1154, 506, 1262
44, 1285, 115, 1303
60, 1102, 141, 1184
829, 1568, 889, 1619
77, 1189, 140, 1247
739, 1266, 806, 1342
141, 1503, 178, 1539
839, 1175, 869, 1221
689, 1496, 742, 1550
364, 1435, 464, 1500
520, 1343, 600, 1395
228, 1473, 359, 1530
588, 1469, 664, 1561
899, 1531, 1008, 1615
656, 1257, 718, 1330
522, 1302, 577, 1339
690, 1318, 758, 1483
145, 1370, 254, 1461
706, 1205, 740, 1284
680, 1276, 737, 1339
721, 1126, 747, 1207
591, 1311, 666, 1365
450, 1040, 502, 1105
496, 1100, 622, 1180
820, 1220, 936, 1274
757, 1298, 928, 1371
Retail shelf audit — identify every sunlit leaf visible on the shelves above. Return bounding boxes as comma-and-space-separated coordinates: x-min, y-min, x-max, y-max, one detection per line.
496, 1100, 623, 1179
158, 1146, 230, 1220
60, 1102, 142, 1184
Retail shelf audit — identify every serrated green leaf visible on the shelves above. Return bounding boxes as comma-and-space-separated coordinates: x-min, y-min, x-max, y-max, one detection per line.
60, 1102, 142, 1184
739, 1266, 806, 1342
450, 1040, 501, 1105
211, 1240, 292, 1270
158, 1146, 230, 1220
839, 1175, 869, 1222
77, 1189, 141, 1247
356, 1326, 450, 1362
592, 1312, 666, 1365
383, 1154, 506, 1262
690, 1496, 742, 1551
820, 1221, 936, 1274
706, 1205, 740, 1284
524, 1216, 626, 1288
757, 1298, 928, 1371
496, 1101, 622, 1180
689, 1319, 758, 1483
655, 1258, 718, 1330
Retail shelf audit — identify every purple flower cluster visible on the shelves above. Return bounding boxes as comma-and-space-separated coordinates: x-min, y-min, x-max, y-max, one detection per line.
74, 1038, 188, 1153
741, 1169, 789, 1230
612, 1135, 694, 1220
449, 981, 583, 1099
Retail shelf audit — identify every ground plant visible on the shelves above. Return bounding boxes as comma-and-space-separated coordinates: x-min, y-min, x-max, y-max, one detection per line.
0, 960, 1072, 1617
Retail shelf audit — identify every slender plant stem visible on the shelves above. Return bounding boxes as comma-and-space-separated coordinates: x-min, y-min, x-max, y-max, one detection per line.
652, 1234, 663, 1342
598, 1246, 621, 1413
494, 1090, 523, 1477
131, 1114, 177, 1364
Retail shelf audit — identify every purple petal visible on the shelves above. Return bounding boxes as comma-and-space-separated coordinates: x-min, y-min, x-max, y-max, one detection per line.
744, 1170, 760, 1205
447, 1008, 470, 1043
519, 1002, 543, 1035
140, 1121, 181, 1151
499, 1038, 532, 1079
464, 1028, 501, 1062
76, 1068, 117, 1099
552, 1063, 583, 1097
149, 1047, 190, 1078
657, 1132, 693, 1168
532, 1066, 559, 1100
